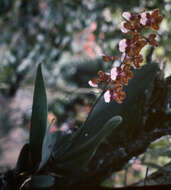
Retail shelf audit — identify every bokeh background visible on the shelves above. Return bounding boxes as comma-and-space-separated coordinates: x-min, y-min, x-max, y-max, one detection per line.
0, 0, 171, 187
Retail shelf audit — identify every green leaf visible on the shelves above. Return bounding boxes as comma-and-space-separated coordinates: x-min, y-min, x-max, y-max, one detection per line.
16, 144, 32, 173
56, 116, 122, 170
23, 175, 54, 190
38, 123, 63, 171
30, 64, 47, 166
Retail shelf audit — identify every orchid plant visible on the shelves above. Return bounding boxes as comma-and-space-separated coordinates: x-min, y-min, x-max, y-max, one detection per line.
0, 9, 165, 190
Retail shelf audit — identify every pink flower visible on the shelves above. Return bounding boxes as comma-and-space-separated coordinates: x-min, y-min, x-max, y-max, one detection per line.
104, 90, 111, 103
140, 12, 148, 25
88, 80, 98, 87
120, 22, 129, 33
119, 39, 127, 52
122, 12, 131, 20
111, 67, 118, 80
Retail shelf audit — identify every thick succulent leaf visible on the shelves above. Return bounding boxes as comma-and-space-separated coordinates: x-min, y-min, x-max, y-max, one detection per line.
56, 116, 122, 170
23, 175, 54, 190
30, 64, 47, 166
38, 124, 63, 171
16, 144, 31, 173
77, 63, 159, 145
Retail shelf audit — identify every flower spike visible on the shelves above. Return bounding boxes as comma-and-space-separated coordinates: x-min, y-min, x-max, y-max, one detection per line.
89, 9, 163, 103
